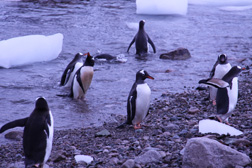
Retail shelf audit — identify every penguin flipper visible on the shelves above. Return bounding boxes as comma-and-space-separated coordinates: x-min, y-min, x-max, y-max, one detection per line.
127, 37, 136, 53
127, 86, 137, 124
76, 69, 85, 94
0, 117, 28, 133
147, 35, 156, 53
209, 58, 219, 78
60, 68, 69, 86
199, 78, 229, 89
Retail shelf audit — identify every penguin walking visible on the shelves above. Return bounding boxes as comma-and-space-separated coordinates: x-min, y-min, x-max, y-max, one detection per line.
199, 66, 244, 124
118, 70, 154, 129
127, 20, 156, 55
209, 54, 231, 105
70, 52, 94, 99
60, 53, 84, 87
0, 97, 54, 168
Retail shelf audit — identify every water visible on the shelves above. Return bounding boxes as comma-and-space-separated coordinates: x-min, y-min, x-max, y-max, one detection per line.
0, 0, 251, 144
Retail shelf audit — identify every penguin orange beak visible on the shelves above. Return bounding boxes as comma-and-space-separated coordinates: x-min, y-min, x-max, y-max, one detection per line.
147, 76, 154, 80
242, 66, 249, 70
84, 52, 91, 57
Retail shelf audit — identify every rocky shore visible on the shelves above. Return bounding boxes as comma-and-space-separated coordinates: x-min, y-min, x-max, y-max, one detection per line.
0, 68, 251, 168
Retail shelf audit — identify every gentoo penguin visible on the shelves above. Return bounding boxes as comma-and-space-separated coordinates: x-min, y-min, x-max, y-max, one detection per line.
209, 54, 232, 105
70, 52, 94, 99
118, 70, 154, 129
127, 20, 156, 55
60, 53, 84, 87
0, 97, 54, 168
199, 66, 244, 124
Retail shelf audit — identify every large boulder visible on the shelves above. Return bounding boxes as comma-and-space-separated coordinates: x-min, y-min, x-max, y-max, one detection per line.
160, 48, 191, 60
182, 137, 251, 168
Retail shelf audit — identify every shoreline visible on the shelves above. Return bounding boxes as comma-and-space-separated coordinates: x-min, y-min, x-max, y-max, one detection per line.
0, 70, 251, 167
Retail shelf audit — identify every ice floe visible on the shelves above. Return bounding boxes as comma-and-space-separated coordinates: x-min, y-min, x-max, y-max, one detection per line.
0, 33, 63, 68
136, 0, 188, 15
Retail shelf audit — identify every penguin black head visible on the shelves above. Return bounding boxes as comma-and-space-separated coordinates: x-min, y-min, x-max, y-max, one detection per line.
35, 97, 49, 111
84, 52, 95, 67
218, 54, 228, 64
228, 66, 243, 77
136, 69, 154, 82
74, 52, 84, 61
139, 20, 145, 30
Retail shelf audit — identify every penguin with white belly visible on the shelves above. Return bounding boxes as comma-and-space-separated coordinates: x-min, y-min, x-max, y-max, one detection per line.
199, 66, 245, 124
70, 52, 94, 99
118, 70, 154, 129
60, 52, 84, 87
0, 97, 54, 168
209, 54, 232, 105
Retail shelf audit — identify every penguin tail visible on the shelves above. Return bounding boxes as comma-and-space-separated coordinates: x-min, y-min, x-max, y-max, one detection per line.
56, 94, 71, 98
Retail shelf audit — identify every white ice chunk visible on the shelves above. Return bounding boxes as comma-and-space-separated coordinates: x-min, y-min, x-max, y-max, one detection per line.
199, 119, 243, 136
189, 0, 252, 6
74, 155, 94, 164
0, 33, 63, 68
136, 0, 188, 15
219, 5, 252, 11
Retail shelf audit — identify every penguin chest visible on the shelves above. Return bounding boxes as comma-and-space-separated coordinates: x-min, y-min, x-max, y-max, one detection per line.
214, 63, 232, 79
227, 77, 238, 113
66, 62, 83, 87
132, 83, 151, 125
80, 66, 94, 92
210, 63, 232, 100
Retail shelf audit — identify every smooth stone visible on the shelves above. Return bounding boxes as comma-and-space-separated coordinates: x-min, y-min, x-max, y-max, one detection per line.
74, 155, 94, 164
160, 48, 191, 60
95, 129, 111, 137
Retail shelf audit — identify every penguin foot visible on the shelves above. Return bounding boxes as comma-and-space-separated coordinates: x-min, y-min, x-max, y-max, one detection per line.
216, 116, 223, 123
212, 100, 216, 106
134, 124, 141, 129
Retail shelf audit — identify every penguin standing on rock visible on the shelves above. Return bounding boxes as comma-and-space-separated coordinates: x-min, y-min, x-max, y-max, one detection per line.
199, 66, 245, 124
70, 52, 94, 99
127, 20, 156, 55
60, 53, 84, 87
0, 97, 54, 168
209, 54, 231, 105
118, 70, 154, 129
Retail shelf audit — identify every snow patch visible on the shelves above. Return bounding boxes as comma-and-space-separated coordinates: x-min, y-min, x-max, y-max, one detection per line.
199, 119, 243, 136
74, 155, 93, 164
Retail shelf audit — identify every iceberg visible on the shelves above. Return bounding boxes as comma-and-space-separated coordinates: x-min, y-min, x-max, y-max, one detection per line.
0, 33, 63, 68
199, 119, 243, 136
136, 0, 188, 15
188, 0, 252, 6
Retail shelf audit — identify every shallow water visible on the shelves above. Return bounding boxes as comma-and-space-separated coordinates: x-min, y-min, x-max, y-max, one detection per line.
0, 0, 251, 144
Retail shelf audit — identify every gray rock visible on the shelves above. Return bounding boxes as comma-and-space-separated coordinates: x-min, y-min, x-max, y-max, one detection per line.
95, 129, 111, 137
188, 107, 200, 114
7, 161, 25, 168
182, 137, 251, 168
134, 150, 162, 164
160, 48, 191, 60
5, 131, 23, 141
121, 159, 135, 168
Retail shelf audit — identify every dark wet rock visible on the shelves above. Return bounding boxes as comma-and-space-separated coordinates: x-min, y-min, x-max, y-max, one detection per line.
160, 48, 191, 60
135, 150, 162, 165
188, 107, 200, 114
121, 159, 135, 168
51, 150, 67, 162
5, 131, 23, 141
182, 137, 251, 168
95, 129, 111, 137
